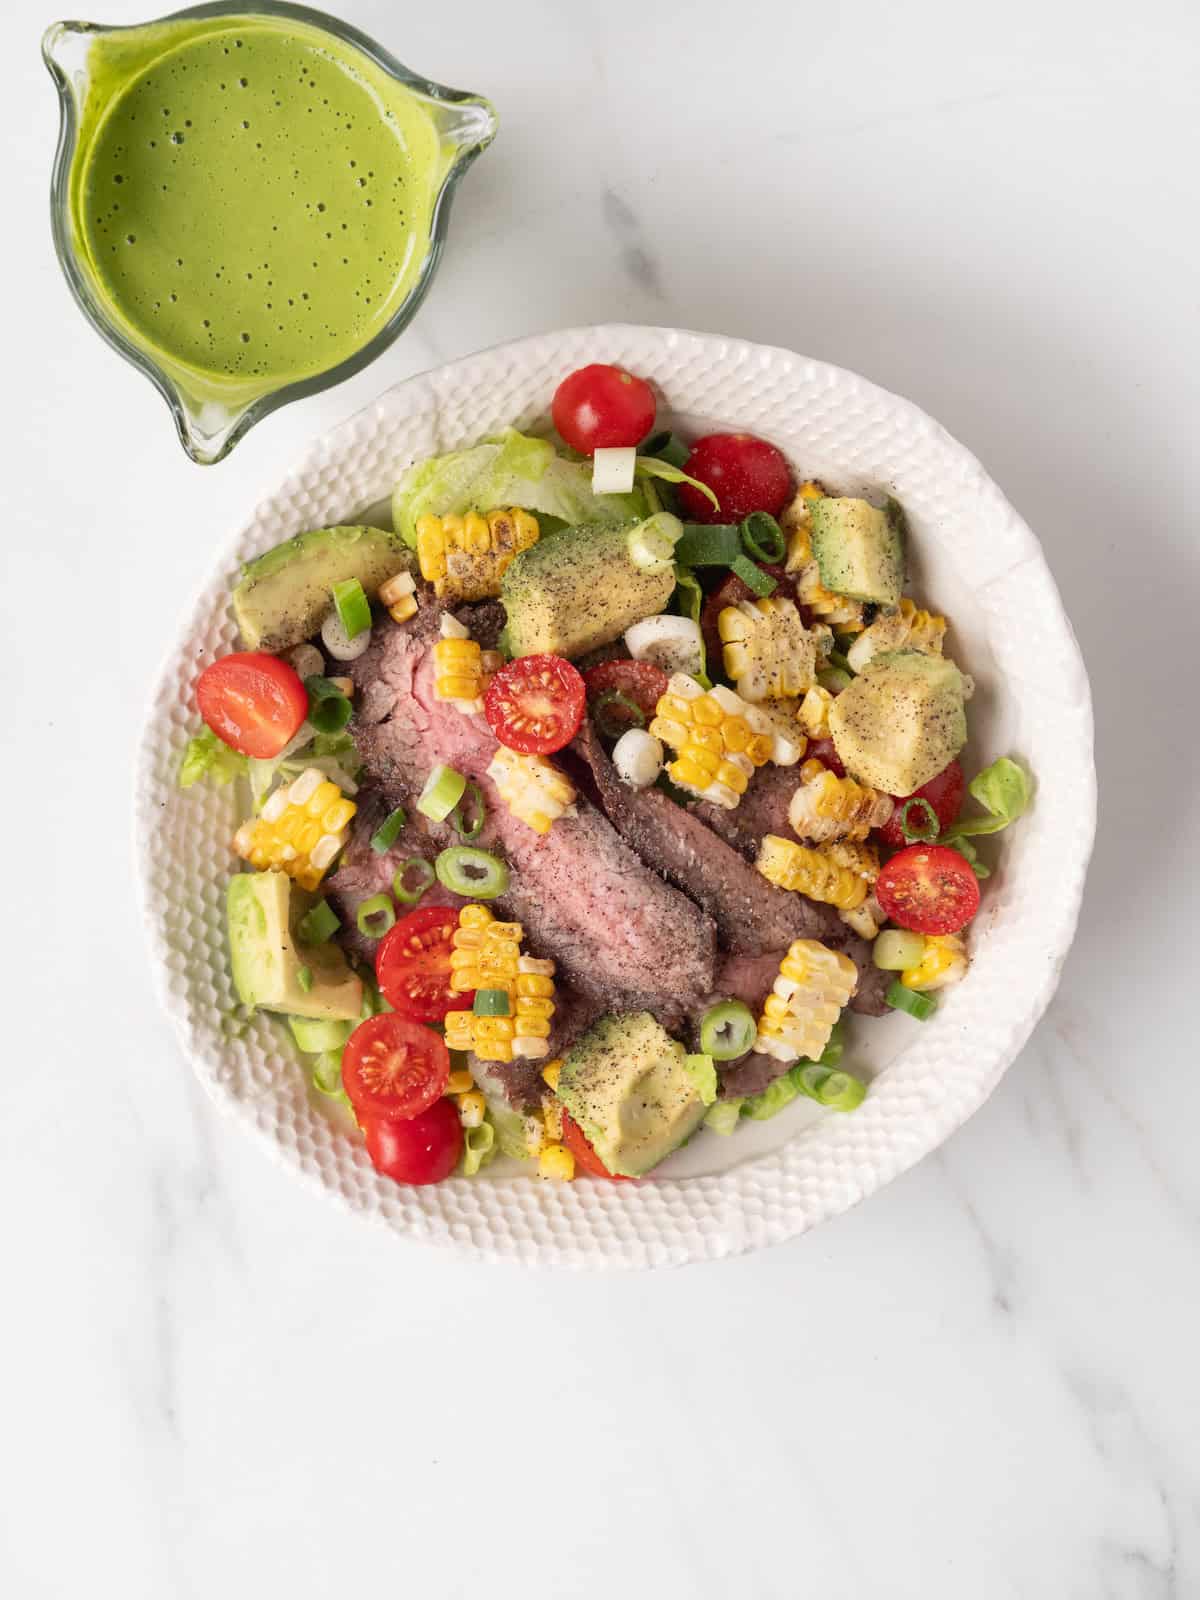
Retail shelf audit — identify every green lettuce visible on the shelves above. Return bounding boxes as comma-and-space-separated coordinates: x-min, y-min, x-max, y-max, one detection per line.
683, 1053, 718, 1106
942, 757, 1033, 841
247, 729, 362, 810
178, 726, 248, 789
634, 455, 720, 513
741, 1071, 803, 1121
703, 1100, 744, 1135
391, 428, 647, 548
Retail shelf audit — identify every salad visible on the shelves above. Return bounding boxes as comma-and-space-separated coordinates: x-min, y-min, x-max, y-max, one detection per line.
181, 361, 1032, 1186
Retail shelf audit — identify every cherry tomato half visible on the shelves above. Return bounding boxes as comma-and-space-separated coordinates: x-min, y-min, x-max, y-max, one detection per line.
484, 654, 586, 754
195, 651, 308, 759
677, 433, 793, 525
879, 760, 966, 849
362, 1100, 462, 1186
584, 659, 670, 736
376, 906, 462, 1022
552, 363, 656, 454
342, 1013, 450, 1122
875, 844, 981, 936
561, 1112, 630, 1181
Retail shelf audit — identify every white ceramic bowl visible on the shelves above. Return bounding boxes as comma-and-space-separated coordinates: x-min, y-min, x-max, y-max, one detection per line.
135, 325, 1095, 1268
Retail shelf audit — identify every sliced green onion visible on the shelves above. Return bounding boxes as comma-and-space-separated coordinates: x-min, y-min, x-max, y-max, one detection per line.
593, 688, 645, 739
899, 797, 939, 843
818, 1019, 845, 1069
826, 649, 853, 676
305, 675, 353, 734
794, 1063, 866, 1112
449, 781, 485, 840
473, 988, 510, 1016
873, 930, 926, 971
288, 1014, 353, 1053
311, 1050, 346, 1099
704, 1099, 745, 1135
461, 1119, 496, 1176
435, 846, 510, 899
729, 554, 777, 596
675, 522, 741, 566
297, 898, 340, 945
743, 1072, 802, 1120
356, 894, 396, 939
886, 981, 938, 1021
628, 512, 683, 570
297, 965, 313, 993
817, 667, 852, 693
641, 431, 690, 469
392, 857, 435, 904
739, 511, 786, 564
331, 577, 371, 640
699, 1000, 757, 1061
417, 763, 467, 822
369, 803, 408, 854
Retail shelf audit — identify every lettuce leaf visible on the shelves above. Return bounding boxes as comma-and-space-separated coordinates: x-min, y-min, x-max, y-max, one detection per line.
178, 727, 247, 789
683, 1053, 718, 1106
392, 427, 647, 548
942, 757, 1032, 840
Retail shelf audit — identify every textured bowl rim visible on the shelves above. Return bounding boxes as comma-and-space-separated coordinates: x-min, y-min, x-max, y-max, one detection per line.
134, 323, 1096, 1268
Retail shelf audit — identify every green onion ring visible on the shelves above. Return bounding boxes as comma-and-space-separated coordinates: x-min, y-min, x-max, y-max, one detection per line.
356, 894, 396, 939
435, 846, 510, 900
739, 511, 786, 564
885, 981, 938, 1021
592, 689, 646, 739
369, 803, 408, 855
450, 781, 486, 840
392, 858, 435, 904
795, 1063, 866, 1111
699, 999, 757, 1061
899, 797, 940, 843
417, 764, 467, 822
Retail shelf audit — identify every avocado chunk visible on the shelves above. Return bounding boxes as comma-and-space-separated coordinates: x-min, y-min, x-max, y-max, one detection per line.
500, 522, 675, 659
232, 525, 412, 653
810, 497, 904, 606
829, 649, 967, 794
227, 871, 363, 1020
557, 1012, 706, 1177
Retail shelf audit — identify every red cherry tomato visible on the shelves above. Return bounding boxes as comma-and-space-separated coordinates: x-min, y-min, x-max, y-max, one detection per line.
876, 844, 981, 936
561, 1112, 630, 1181
584, 659, 670, 735
362, 1100, 462, 1186
552, 363, 656, 454
375, 906, 462, 1022
699, 568, 791, 671
879, 760, 966, 848
342, 1013, 450, 1123
804, 737, 846, 778
195, 651, 308, 759
677, 434, 793, 524
484, 654, 586, 754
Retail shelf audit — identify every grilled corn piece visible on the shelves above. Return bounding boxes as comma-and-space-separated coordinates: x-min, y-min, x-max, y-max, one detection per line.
845, 597, 947, 673
782, 485, 866, 632
433, 628, 485, 715
233, 767, 356, 891
487, 746, 576, 835
797, 685, 835, 739
755, 834, 870, 910
717, 595, 821, 701
902, 933, 968, 992
444, 907, 557, 1062
649, 674, 804, 809
755, 939, 858, 1062
416, 508, 539, 604
787, 759, 894, 843
538, 1143, 576, 1181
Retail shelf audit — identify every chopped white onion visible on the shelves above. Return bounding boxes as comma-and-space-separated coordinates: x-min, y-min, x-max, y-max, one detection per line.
613, 728, 664, 789
321, 610, 371, 661
440, 612, 470, 639
624, 614, 703, 677
592, 446, 637, 495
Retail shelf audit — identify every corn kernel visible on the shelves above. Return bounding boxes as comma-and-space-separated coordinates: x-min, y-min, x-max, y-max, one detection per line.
541, 1060, 563, 1091
542, 1098, 564, 1142
446, 1068, 475, 1096
538, 1143, 576, 1181
457, 1090, 486, 1129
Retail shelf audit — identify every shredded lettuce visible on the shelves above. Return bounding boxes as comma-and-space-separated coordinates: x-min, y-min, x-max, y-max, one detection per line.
704, 1099, 744, 1135
683, 1053, 718, 1106
673, 566, 712, 687
248, 729, 362, 810
635, 455, 720, 513
392, 427, 648, 548
178, 726, 248, 789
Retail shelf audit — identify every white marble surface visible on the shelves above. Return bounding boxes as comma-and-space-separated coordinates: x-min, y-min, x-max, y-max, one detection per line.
3, 0, 1198, 1593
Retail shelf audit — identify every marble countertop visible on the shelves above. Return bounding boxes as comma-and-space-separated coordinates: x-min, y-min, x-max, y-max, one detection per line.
4, 0, 1197, 1593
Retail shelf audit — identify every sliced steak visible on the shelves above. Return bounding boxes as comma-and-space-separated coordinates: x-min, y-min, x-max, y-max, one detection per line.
348, 617, 717, 1018
690, 764, 799, 860
571, 718, 845, 955
718, 1052, 790, 1099
842, 935, 890, 1016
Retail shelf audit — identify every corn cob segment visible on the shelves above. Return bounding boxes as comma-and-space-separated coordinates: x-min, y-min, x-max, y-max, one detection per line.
845, 597, 947, 673
787, 760, 894, 844
487, 746, 576, 835
717, 596, 821, 701
755, 835, 869, 910
902, 933, 968, 992
233, 766, 356, 891
755, 939, 859, 1062
433, 631, 485, 715
798, 684, 835, 739
443, 906, 557, 1062
416, 508, 539, 604
782, 486, 866, 632
649, 674, 803, 809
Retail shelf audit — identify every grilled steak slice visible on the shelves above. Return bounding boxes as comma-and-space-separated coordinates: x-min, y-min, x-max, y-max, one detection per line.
842, 935, 890, 1016
348, 617, 717, 1018
717, 1052, 791, 1099
571, 718, 845, 955
690, 764, 799, 860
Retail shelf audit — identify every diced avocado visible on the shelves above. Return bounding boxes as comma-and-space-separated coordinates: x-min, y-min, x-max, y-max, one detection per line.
232, 525, 412, 652
558, 1012, 706, 1178
499, 523, 674, 659
227, 871, 362, 1020
809, 497, 904, 606
829, 649, 967, 794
